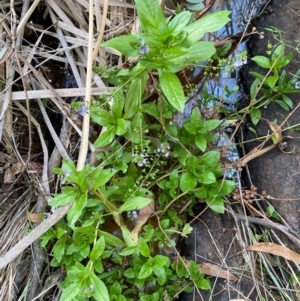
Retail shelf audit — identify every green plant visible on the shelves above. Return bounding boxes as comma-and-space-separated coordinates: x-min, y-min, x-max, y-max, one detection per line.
239, 42, 300, 125
41, 1, 235, 300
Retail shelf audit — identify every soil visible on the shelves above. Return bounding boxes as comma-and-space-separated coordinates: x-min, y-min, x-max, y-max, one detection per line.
242, 0, 300, 242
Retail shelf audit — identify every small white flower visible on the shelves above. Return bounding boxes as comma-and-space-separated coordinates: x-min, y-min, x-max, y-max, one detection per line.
295, 81, 300, 89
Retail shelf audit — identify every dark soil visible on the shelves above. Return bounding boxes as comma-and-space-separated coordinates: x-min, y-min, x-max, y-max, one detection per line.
242, 0, 300, 240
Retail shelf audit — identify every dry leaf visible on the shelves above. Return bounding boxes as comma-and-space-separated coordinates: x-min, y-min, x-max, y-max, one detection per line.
11, 162, 23, 174
267, 120, 282, 143
247, 242, 300, 264
28, 213, 43, 223
131, 196, 155, 243
4, 168, 15, 184
198, 262, 238, 282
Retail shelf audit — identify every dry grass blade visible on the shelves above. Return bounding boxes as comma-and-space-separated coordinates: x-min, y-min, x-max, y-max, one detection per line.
247, 242, 300, 264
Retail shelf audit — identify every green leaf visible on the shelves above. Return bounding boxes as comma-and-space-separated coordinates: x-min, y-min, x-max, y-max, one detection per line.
168, 11, 193, 35
91, 109, 115, 127
138, 262, 153, 279
277, 52, 293, 70
180, 172, 197, 192
265, 74, 279, 89
207, 197, 224, 213
101, 35, 139, 57
124, 76, 147, 119
181, 223, 193, 237
91, 168, 117, 190
119, 246, 138, 256
67, 192, 88, 226
195, 278, 211, 290
154, 255, 170, 267
218, 180, 235, 195
119, 196, 152, 212
94, 127, 115, 148
90, 272, 110, 301
195, 135, 207, 152
98, 231, 125, 247
200, 151, 220, 165
111, 90, 125, 119
90, 236, 105, 260
250, 78, 261, 100
198, 171, 216, 184
250, 107, 261, 125
251, 55, 271, 69
170, 41, 216, 66
138, 237, 151, 257
135, 0, 169, 38
160, 72, 186, 112
271, 43, 284, 61
60, 282, 82, 301
48, 186, 77, 207
283, 95, 293, 109
183, 11, 231, 44
116, 118, 127, 135
53, 236, 66, 263
203, 119, 221, 131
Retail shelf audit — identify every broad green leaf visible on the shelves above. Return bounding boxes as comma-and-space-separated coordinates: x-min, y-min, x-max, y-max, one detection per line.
94, 126, 115, 148
124, 76, 147, 119
119, 246, 138, 256
250, 107, 261, 125
48, 186, 77, 207
180, 172, 197, 192
265, 74, 279, 89
60, 282, 82, 301
203, 119, 221, 131
91, 168, 117, 190
138, 262, 153, 279
110, 282, 122, 296
101, 35, 139, 57
277, 52, 293, 70
190, 107, 202, 125
218, 180, 235, 195
198, 171, 216, 184
124, 268, 135, 278
138, 237, 151, 257
184, 122, 196, 134
160, 72, 186, 112
98, 231, 125, 247
168, 11, 193, 35
67, 192, 88, 226
91, 109, 115, 127
251, 55, 271, 69
200, 151, 220, 166
112, 90, 125, 119
53, 235, 66, 262
90, 236, 105, 260
170, 41, 216, 66
119, 196, 152, 212
195, 278, 211, 290
142, 101, 160, 119
153, 265, 167, 285
183, 11, 231, 45
135, 0, 169, 38
116, 118, 127, 135
195, 135, 207, 152
154, 255, 170, 267
90, 272, 110, 301
206, 197, 224, 214
60, 159, 78, 182
140, 57, 181, 73
271, 43, 284, 61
